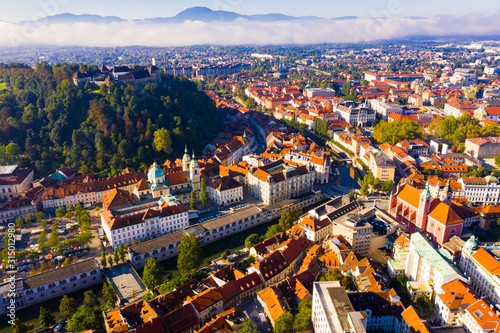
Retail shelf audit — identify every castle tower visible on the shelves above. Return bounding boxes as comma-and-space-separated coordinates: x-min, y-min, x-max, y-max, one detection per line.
190, 151, 200, 191
416, 182, 432, 230
182, 145, 191, 171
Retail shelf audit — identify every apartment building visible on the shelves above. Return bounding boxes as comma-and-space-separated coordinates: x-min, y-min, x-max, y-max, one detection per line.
405, 232, 465, 294
459, 236, 500, 305
465, 137, 500, 159
202, 175, 243, 207
312, 281, 368, 333
369, 152, 396, 182
459, 176, 500, 204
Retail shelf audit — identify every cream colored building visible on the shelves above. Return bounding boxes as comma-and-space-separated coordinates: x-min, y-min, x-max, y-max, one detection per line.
369, 152, 396, 182
0, 166, 34, 200
247, 160, 315, 205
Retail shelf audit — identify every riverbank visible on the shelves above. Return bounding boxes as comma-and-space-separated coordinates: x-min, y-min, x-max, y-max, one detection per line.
0, 283, 104, 333
139, 198, 330, 279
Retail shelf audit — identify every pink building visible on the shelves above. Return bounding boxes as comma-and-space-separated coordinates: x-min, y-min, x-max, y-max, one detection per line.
388, 180, 464, 246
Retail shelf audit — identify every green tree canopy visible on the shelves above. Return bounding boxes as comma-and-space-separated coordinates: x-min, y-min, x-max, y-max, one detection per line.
372, 120, 423, 145
237, 318, 257, 333
200, 178, 209, 206
101, 251, 107, 268
278, 209, 294, 231
274, 311, 294, 333
143, 257, 165, 290
102, 282, 118, 310
59, 295, 78, 320
12, 317, 29, 333
245, 234, 260, 249
83, 290, 99, 308
294, 298, 313, 332
189, 190, 197, 210
153, 128, 173, 154
177, 235, 204, 274
413, 294, 434, 319
320, 269, 353, 290
265, 224, 282, 239
39, 307, 56, 329
67, 305, 104, 332
381, 180, 394, 193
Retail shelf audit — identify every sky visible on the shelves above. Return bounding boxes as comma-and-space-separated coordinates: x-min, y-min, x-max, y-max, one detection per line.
0, 1, 499, 46
0, 0, 499, 22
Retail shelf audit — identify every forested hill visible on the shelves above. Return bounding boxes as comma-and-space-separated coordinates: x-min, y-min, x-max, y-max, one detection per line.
0, 62, 220, 176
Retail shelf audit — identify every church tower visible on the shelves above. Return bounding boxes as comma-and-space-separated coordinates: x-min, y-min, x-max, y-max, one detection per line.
441, 179, 453, 206
416, 182, 432, 230
190, 151, 200, 191
182, 145, 191, 171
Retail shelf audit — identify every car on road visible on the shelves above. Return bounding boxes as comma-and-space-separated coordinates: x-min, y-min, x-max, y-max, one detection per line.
53, 321, 64, 332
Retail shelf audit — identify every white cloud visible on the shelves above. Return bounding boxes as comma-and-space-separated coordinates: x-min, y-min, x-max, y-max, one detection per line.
1, 11, 500, 47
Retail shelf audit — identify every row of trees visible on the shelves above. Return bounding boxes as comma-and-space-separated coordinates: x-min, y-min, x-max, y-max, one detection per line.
13, 283, 117, 333
359, 171, 394, 197
2, 205, 94, 266
100, 247, 127, 268
372, 119, 423, 145
372, 114, 500, 148
313, 118, 329, 137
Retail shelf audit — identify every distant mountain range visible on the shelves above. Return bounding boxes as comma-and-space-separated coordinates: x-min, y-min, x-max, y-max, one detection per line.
20, 13, 125, 24
16, 7, 359, 24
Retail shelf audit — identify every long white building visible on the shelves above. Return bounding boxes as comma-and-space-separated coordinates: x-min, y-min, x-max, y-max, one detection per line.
460, 176, 500, 204
101, 194, 189, 248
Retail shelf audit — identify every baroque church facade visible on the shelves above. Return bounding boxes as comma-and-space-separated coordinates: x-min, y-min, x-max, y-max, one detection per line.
388, 180, 464, 246
136, 147, 201, 204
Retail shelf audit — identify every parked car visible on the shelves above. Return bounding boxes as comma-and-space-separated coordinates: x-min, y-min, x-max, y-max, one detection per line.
53, 321, 64, 332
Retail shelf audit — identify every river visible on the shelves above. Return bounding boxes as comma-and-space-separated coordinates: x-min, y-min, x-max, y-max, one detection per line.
138, 198, 330, 278
338, 166, 361, 189
0, 283, 104, 332
0, 199, 328, 332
